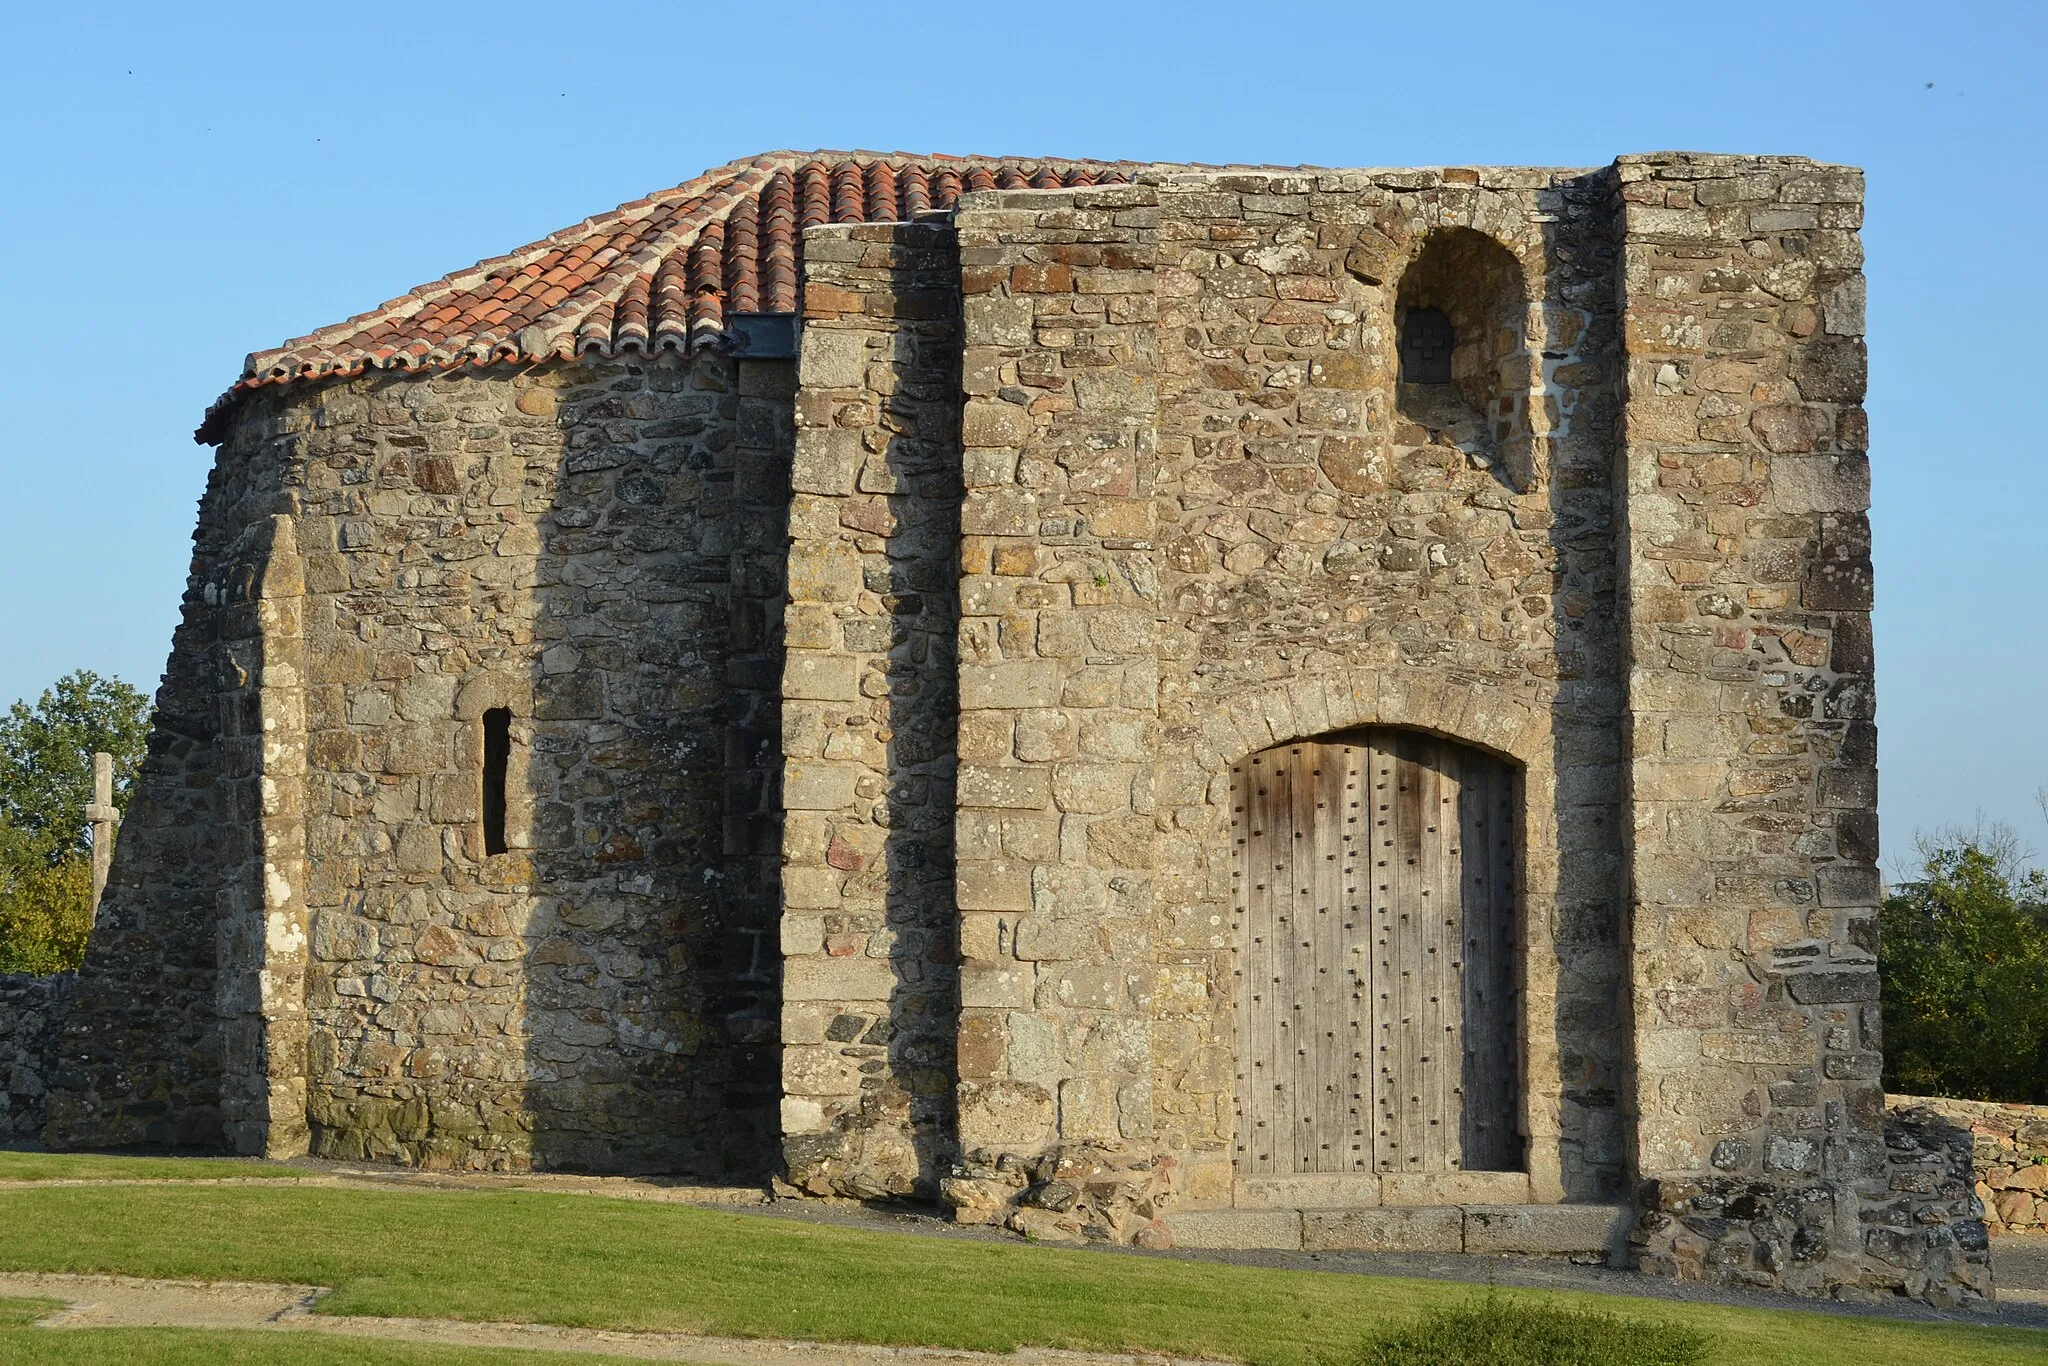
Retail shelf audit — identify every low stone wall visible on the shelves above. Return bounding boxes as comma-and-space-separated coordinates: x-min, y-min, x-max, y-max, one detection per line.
0, 973, 62, 1142
1890, 1094, 2048, 1236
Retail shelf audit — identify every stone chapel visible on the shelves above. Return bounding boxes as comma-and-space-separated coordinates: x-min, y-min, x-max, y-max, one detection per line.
4, 149, 1990, 1300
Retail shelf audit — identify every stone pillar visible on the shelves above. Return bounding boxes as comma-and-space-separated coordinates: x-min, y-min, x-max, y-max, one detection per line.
216, 513, 311, 1158
1615, 154, 1979, 1301
779, 220, 963, 1199
946, 183, 1173, 1240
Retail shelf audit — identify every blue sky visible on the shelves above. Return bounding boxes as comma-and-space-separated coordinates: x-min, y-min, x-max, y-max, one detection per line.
1, 1, 2041, 861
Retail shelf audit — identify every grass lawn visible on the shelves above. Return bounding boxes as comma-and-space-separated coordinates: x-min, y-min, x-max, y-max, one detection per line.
0, 1167, 2039, 1366
0, 1150, 290, 1182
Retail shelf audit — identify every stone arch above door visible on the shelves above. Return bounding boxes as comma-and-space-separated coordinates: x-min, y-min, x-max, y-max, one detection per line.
1152, 668, 1570, 1209
1181, 671, 1550, 779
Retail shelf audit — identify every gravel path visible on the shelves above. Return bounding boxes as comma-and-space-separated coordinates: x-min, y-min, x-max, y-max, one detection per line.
1993, 1235, 2048, 1302
0, 1271, 1231, 1366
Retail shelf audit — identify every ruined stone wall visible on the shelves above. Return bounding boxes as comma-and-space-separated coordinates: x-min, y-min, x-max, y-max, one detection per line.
1870, 1104, 1993, 1302
1610, 153, 1976, 1303
222, 354, 787, 1174
45, 409, 312, 1150
0, 974, 59, 1141
941, 170, 1629, 1237
1891, 1095, 2048, 1236
779, 221, 964, 1200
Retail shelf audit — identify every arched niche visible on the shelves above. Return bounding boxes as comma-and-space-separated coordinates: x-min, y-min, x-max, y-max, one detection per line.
1390, 228, 1537, 490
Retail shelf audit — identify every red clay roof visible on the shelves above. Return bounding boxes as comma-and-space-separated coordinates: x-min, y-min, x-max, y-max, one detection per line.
195, 150, 1149, 442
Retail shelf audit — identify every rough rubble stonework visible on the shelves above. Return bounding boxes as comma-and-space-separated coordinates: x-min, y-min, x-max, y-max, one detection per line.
1890, 1095, 2048, 1237
0, 975, 59, 1141
934, 171, 1628, 1235
260, 354, 794, 1174
2, 149, 1990, 1304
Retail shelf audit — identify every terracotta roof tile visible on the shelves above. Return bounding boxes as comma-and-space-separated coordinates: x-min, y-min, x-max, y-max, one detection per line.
194, 150, 1252, 441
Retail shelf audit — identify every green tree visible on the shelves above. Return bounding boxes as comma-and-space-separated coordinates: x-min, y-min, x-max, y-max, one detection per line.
1880, 839, 2048, 1103
0, 669, 151, 858
0, 669, 152, 976
0, 854, 92, 975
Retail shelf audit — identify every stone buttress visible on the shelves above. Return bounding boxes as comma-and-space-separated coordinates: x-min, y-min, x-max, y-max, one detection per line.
777, 220, 965, 1198
1612, 155, 1982, 1301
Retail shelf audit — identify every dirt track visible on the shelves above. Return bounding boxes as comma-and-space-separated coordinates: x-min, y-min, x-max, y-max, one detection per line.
0, 1271, 1233, 1365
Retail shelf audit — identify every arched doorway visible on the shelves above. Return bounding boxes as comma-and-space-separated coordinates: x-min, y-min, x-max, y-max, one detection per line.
1232, 728, 1521, 1187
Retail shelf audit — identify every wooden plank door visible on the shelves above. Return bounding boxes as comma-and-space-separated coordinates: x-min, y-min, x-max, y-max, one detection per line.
1233, 740, 1369, 1174
1450, 737, 1519, 1172
1233, 729, 1519, 1182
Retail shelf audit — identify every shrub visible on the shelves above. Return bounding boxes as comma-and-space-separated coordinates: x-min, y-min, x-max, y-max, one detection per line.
0, 850, 91, 975
1356, 1294, 1710, 1366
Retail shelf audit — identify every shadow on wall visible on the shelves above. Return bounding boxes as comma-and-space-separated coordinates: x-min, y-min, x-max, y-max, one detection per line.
875, 287, 965, 1199
217, 359, 792, 1179
510, 355, 792, 1176
1533, 181, 1629, 1203
780, 228, 966, 1201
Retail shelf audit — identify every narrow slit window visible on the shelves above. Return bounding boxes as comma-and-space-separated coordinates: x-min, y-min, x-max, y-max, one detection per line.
482, 707, 511, 856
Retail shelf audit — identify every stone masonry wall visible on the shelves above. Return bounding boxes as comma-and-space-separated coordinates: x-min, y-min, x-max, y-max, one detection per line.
0, 974, 59, 1142
941, 169, 1629, 1238
778, 221, 964, 1200
945, 182, 1169, 1238
1145, 168, 1627, 1212
212, 355, 788, 1174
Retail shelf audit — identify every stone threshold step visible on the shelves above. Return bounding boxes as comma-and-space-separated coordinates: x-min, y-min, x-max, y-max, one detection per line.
1165, 1203, 1633, 1260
